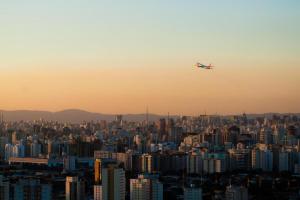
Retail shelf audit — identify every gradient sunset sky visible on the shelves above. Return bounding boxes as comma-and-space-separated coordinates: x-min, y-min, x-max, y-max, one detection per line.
1, 0, 299, 115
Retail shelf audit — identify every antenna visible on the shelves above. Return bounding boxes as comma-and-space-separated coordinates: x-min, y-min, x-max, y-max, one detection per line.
146, 106, 149, 130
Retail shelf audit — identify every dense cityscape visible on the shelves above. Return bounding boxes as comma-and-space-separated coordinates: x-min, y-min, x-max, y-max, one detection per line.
0, 112, 300, 199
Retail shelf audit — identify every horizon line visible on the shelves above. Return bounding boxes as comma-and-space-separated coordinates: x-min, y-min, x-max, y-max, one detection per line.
0, 108, 299, 117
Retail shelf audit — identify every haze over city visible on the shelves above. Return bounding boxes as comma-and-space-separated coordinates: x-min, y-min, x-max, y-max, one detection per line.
1, 0, 299, 115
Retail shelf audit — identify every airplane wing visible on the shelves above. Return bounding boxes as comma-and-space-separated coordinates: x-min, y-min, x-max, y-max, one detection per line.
194, 63, 214, 69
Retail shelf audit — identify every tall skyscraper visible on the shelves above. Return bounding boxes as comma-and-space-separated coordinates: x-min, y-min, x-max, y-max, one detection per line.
95, 158, 102, 184
102, 164, 125, 200
65, 176, 86, 200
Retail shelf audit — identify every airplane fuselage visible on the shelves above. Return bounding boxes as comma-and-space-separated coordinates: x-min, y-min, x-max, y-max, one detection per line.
194, 63, 213, 69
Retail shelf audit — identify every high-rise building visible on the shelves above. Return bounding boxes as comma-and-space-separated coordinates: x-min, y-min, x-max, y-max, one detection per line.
94, 185, 102, 200
102, 164, 125, 200
130, 177, 151, 200
65, 176, 86, 200
0, 175, 9, 200
0, 112, 3, 124
13, 178, 52, 200
228, 143, 251, 171
47, 139, 52, 156
203, 158, 225, 174
130, 174, 163, 200
95, 158, 102, 184
115, 115, 123, 127
187, 152, 203, 174
259, 128, 273, 144
133, 135, 146, 153
251, 145, 273, 171
184, 185, 202, 200
30, 141, 41, 157
225, 185, 248, 200
150, 179, 163, 200
4, 142, 25, 161
279, 150, 289, 171
158, 119, 166, 141
12, 131, 18, 145
141, 154, 152, 173
226, 126, 239, 145
63, 156, 76, 171
4, 144, 13, 161
0, 136, 8, 159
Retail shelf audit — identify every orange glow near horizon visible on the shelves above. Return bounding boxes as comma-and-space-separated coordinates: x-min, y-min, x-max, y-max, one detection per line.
1, 63, 299, 115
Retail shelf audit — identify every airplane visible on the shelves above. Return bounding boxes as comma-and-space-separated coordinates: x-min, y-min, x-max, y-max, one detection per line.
194, 62, 214, 69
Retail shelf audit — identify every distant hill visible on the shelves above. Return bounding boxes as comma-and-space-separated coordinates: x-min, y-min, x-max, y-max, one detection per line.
0, 109, 177, 123
0, 109, 299, 123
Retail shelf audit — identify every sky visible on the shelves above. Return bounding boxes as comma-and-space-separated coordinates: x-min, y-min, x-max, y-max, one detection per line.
0, 0, 299, 115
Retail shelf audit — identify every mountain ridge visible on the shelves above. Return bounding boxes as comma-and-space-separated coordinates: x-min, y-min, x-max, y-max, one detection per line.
0, 109, 175, 123
0, 109, 299, 123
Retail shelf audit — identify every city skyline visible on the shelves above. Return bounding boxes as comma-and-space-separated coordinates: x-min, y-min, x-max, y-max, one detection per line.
1, 1, 299, 115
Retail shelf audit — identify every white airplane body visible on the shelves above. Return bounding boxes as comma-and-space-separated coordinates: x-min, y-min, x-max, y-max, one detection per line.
194, 62, 214, 69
